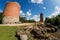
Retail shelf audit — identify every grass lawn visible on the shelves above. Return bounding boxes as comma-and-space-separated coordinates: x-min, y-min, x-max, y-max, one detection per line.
0, 26, 35, 40
0, 26, 18, 40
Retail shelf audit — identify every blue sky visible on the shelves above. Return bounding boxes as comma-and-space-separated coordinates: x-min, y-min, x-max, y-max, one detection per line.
0, 0, 60, 21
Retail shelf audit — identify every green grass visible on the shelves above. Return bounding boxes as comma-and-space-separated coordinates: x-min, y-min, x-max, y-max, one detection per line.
0, 26, 18, 40
0, 26, 35, 40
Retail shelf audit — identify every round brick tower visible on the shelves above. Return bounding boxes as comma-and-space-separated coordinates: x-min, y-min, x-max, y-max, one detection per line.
40, 13, 44, 24
40, 13, 44, 22
3, 2, 20, 24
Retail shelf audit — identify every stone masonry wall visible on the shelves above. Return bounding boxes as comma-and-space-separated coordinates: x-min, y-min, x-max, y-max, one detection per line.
2, 16, 19, 24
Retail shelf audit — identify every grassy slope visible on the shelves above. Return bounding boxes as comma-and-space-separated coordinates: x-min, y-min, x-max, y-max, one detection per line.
0, 26, 18, 40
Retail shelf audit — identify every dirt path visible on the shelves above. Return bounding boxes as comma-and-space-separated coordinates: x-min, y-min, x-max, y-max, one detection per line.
0, 23, 35, 26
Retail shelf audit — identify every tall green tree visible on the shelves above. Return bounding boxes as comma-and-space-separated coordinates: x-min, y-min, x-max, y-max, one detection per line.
45, 15, 60, 26
0, 13, 3, 24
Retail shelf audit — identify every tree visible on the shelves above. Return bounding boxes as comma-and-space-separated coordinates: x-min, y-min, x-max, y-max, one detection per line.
45, 15, 60, 26
19, 16, 35, 23
25, 19, 35, 23
0, 12, 3, 24
54, 16, 60, 26
19, 16, 27, 23
45, 18, 52, 24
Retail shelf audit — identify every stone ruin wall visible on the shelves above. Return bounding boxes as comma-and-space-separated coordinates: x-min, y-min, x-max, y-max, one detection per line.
3, 16, 19, 24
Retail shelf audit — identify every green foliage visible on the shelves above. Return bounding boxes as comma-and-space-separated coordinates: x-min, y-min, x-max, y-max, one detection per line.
45, 18, 52, 23
45, 15, 60, 26
19, 16, 27, 23
25, 19, 35, 23
0, 13, 3, 24
19, 16, 35, 23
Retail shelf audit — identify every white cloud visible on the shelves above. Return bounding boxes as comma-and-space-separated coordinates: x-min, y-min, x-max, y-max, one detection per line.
20, 10, 40, 21
26, 10, 32, 16
0, 10, 3, 12
43, 7, 46, 10
31, 0, 43, 4
20, 10, 32, 20
20, 10, 23, 14
48, 6, 60, 18
32, 15, 40, 21
20, 10, 25, 16
26, 10, 32, 20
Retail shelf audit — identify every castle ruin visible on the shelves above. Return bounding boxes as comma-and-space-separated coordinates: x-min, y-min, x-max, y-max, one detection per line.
3, 2, 20, 24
